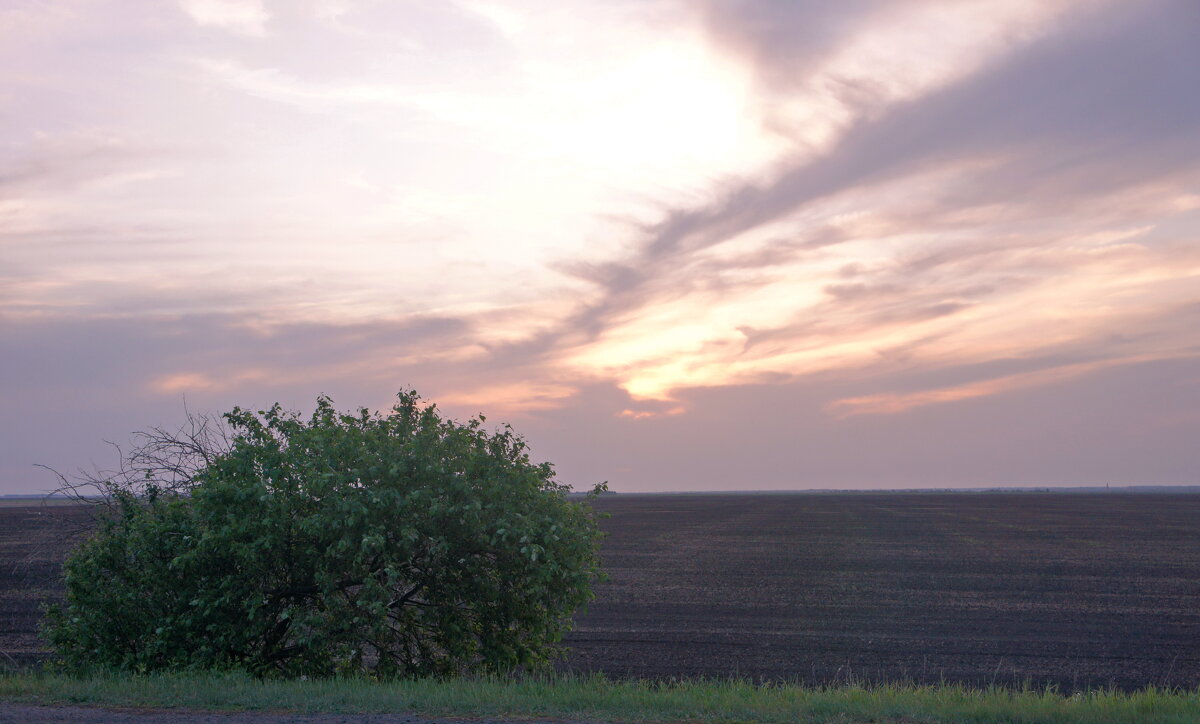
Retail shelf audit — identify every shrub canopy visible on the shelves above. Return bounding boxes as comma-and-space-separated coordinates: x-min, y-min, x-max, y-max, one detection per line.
47, 392, 606, 677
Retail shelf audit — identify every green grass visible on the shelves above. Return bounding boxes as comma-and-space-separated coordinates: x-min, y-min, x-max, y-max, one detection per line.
2, 671, 1198, 723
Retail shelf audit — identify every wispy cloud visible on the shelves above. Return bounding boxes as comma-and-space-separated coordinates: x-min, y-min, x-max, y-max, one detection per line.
533, 0, 1200, 409
179, 0, 270, 36
826, 353, 1181, 417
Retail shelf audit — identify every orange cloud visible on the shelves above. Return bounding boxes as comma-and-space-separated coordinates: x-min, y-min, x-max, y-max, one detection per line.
150, 368, 270, 395
435, 382, 577, 417
617, 406, 686, 420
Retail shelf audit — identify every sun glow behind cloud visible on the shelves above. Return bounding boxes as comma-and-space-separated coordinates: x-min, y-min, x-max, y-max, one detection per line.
47, 1, 781, 332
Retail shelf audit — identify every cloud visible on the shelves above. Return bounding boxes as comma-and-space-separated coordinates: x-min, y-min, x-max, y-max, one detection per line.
0, 306, 583, 493
670, 0, 1197, 261
826, 355, 1166, 418
520, 354, 1200, 491
533, 0, 1200, 405
0, 131, 163, 194
6, 303, 1196, 494
179, 0, 270, 36
80, 0, 1195, 425
697, 0, 888, 86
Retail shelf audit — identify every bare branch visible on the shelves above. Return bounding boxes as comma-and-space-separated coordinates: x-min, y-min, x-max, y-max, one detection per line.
39, 406, 232, 509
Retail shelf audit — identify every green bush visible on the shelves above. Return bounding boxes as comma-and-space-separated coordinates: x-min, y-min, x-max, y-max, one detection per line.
46, 392, 606, 678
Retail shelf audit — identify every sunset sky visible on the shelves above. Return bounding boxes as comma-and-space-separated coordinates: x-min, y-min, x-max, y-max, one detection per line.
3, 0, 1199, 494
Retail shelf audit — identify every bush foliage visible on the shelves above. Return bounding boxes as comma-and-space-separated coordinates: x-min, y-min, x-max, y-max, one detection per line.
46, 392, 606, 677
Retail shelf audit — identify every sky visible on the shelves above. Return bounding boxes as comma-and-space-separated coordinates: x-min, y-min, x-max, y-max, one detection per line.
2, 0, 1199, 494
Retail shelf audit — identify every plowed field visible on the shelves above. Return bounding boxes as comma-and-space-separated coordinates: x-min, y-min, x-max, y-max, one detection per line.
3, 493, 1197, 691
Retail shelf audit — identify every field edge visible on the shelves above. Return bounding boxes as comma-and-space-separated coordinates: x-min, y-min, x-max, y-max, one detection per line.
2, 672, 1199, 724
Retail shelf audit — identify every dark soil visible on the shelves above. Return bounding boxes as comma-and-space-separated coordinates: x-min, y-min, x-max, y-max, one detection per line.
562, 492, 1200, 691
0, 503, 93, 670
3, 493, 1198, 692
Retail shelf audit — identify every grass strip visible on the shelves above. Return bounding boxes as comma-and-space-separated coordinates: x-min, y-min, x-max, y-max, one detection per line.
1, 671, 1198, 723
